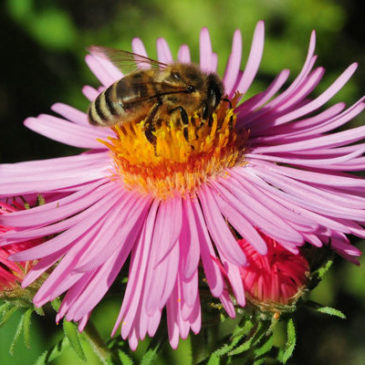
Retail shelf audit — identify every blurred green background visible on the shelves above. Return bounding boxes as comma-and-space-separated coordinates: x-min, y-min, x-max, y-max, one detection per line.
0, 0, 364, 364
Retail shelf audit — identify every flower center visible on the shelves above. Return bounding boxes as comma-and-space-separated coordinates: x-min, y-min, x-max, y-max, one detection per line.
100, 94, 247, 199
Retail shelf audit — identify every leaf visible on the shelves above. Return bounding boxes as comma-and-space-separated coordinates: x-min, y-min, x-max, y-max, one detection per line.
212, 320, 254, 358
118, 350, 134, 365
23, 308, 33, 348
316, 306, 346, 319
282, 319, 296, 364
0, 304, 18, 327
63, 320, 86, 361
51, 298, 61, 312
34, 337, 70, 365
9, 310, 25, 355
207, 354, 220, 365
140, 341, 161, 365
253, 359, 267, 365
33, 306, 45, 316
228, 321, 266, 356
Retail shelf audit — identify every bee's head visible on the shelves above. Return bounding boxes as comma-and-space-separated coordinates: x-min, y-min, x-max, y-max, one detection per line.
161, 64, 225, 119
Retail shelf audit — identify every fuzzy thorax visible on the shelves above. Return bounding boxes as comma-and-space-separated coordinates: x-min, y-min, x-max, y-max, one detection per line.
100, 96, 247, 199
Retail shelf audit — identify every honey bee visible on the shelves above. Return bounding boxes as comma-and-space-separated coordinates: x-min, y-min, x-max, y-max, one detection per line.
87, 47, 226, 144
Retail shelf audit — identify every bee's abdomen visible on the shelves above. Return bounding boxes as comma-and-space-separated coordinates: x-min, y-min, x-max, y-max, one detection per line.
88, 83, 124, 126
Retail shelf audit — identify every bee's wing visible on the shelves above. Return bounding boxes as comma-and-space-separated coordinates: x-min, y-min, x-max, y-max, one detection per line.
88, 46, 167, 74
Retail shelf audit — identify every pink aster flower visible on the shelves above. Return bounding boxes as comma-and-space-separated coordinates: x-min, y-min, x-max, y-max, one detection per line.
0, 21, 364, 349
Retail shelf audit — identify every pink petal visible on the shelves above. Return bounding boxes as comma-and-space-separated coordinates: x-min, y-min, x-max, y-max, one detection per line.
82, 85, 99, 101
156, 38, 173, 63
235, 21, 265, 95
179, 198, 200, 279
177, 45, 191, 63
274, 63, 358, 125
24, 115, 111, 149
223, 30, 242, 95
51, 103, 88, 125
189, 198, 224, 297
198, 186, 247, 266
85, 53, 123, 87
199, 27, 213, 73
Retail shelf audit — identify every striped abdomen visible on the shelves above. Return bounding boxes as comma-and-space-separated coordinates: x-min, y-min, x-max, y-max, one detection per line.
88, 71, 156, 126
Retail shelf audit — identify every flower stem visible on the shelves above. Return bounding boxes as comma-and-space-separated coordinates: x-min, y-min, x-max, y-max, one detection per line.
83, 321, 111, 365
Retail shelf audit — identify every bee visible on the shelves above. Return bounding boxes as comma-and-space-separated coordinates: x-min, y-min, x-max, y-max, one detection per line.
87, 47, 225, 144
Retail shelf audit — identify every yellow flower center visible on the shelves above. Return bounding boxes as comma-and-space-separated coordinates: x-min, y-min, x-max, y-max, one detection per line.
99, 94, 247, 199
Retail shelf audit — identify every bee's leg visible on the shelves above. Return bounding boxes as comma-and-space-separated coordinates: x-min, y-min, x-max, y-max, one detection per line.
168, 106, 189, 126
221, 98, 234, 130
168, 106, 189, 141
222, 97, 232, 109
144, 102, 162, 145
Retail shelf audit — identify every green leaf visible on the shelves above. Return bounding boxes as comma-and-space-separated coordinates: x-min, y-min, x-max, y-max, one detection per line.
282, 319, 296, 364
51, 298, 61, 312
118, 349, 134, 365
63, 320, 86, 361
207, 354, 220, 365
212, 320, 254, 358
9, 310, 25, 355
34, 337, 70, 365
228, 321, 268, 357
317, 306, 346, 319
0, 302, 11, 319
5, 0, 33, 21
23, 308, 33, 348
140, 341, 161, 365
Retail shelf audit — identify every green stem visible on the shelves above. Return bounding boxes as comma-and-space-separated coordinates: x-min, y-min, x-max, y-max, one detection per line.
83, 321, 112, 365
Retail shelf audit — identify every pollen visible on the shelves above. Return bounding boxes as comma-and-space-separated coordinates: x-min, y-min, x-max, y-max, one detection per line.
99, 94, 247, 199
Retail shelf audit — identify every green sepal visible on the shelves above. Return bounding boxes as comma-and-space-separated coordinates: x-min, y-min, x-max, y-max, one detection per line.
23, 308, 33, 348
63, 320, 86, 361
281, 319, 296, 364
0, 302, 11, 321
317, 259, 333, 279
9, 309, 26, 355
253, 334, 273, 357
0, 303, 18, 327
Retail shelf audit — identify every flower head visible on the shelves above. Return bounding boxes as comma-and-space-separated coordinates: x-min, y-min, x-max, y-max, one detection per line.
238, 233, 309, 311
0, 21, 364, 349
0, 200, 40, 297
